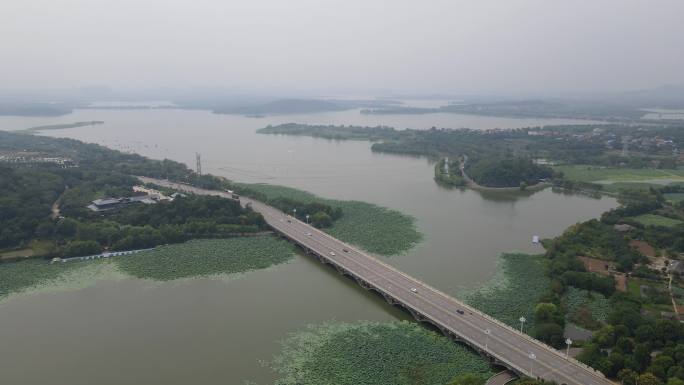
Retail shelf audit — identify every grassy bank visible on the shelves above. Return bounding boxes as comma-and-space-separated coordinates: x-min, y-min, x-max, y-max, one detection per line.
241, 183, 422, 256
554, 165, 684, 183
115, 236, 295, 281
273, 321, 493, 385
464, 253, 550, 331
629, 213, 684, 227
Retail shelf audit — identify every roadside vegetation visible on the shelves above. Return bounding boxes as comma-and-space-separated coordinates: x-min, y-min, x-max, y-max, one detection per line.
240, 183, 422, 256
526, 184, 684, 384
273, 321, 493, 385
465, 253, 550, 334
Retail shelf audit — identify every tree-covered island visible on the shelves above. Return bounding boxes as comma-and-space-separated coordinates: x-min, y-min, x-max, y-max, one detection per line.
258, 122, 684, 190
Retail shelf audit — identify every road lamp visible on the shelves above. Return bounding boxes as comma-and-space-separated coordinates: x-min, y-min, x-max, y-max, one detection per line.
528, 352, 536, 377
306, 214, 310, 224
484, 328, 491, 350
565, 338, 573, 358
519, 316, 526, 333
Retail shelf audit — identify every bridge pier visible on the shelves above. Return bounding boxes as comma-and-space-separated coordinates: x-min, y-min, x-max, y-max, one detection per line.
354, 277, 374, 291
381, 293, 399, 306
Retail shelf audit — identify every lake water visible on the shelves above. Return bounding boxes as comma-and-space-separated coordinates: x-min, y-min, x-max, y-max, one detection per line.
0, 108, 616, 385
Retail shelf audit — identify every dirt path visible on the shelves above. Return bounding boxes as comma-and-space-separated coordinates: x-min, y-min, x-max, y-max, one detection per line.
50, 187, 68, 219
50, 200, 60, 219
669, 274, 680, 319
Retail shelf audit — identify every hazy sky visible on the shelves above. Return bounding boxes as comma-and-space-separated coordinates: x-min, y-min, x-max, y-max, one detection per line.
1, 0, 683, 95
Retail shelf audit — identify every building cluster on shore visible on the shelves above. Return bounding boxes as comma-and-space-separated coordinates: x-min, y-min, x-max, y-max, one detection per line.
86, 185, 185, 212
0, 151, 76, 168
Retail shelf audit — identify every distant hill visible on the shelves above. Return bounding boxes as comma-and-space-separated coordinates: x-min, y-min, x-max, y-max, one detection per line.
213, 99, 345, 115
613, 85, 684, 109
0, 102, 74, 117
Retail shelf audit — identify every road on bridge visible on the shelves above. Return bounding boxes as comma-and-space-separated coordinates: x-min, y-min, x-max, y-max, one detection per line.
138, 177, 614, 385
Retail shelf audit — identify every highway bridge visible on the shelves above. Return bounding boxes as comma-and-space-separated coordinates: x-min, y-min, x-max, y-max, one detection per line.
138, 177, 614, 385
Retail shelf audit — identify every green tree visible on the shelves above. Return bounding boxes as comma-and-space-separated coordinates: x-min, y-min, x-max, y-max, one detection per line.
63, 240, 101, 257
311, 211, 332, 228
638, 372, 663, 385
534, 302, 558, 323
535, 322, 564, 347
618, 368, 638, 385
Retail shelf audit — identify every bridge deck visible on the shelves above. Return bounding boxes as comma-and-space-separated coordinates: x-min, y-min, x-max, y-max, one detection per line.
138, 177, 614, 385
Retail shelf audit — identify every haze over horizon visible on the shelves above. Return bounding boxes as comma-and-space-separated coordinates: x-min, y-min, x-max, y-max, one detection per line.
2, 0, 683, 96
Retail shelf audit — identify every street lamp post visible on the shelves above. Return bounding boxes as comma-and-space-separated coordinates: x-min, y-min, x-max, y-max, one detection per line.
484, 328, 491, 350
519, 316, 526, 333
565, 338, 573, 358
528, 352, 536, 377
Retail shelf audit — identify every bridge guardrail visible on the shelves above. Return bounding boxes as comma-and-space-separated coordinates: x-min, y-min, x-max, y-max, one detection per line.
309, 220, 608, 380
143, 178, 612, 384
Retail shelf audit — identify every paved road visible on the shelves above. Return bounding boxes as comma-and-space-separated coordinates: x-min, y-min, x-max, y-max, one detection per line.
139, 177, 614, 385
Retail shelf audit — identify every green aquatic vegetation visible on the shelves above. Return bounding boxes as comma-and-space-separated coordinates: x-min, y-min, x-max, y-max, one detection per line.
273, 321, 493, 385
564, 287, 610, 329
327, 200, 420, 256
115, 236, 295, 281
241, 183, 422, 255
0, 259, 81, 299
0, 237, 295, 299
0, 259, 124, 300
464, 253, 550, 331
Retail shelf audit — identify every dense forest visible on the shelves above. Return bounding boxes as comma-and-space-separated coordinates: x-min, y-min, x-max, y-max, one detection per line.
0, 164, 267, 257
465, 157, 553, 188
0, 131, 342, 259
529, 185, 684, 384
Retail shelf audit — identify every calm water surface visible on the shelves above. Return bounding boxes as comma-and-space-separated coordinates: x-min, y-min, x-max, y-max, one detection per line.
0, 108, 616, 385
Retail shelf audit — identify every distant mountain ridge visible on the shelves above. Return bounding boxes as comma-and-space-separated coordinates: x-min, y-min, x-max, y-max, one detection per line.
213, 98, 345, 115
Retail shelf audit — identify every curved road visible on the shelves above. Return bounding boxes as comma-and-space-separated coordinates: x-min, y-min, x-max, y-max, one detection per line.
138, 177, 615, 385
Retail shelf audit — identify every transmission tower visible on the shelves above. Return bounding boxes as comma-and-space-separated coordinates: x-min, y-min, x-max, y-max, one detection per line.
196, 152, 202, 175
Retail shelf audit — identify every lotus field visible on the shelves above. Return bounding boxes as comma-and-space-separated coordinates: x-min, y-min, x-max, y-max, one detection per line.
465, 253, 550, 332
273, 321, 493, 385
241, 183, 422, 255
115, 236, 295, 281
0, 259, 82, 299
0, 236, 295, 299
